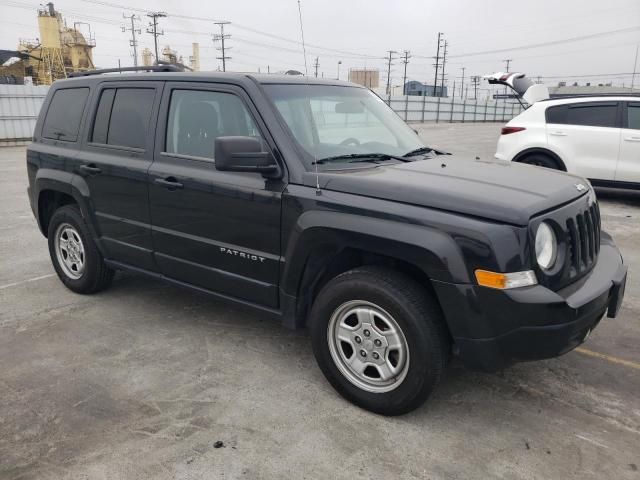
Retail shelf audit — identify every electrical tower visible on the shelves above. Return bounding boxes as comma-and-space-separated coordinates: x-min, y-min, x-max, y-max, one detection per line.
385, 50, 397, 96
146, 12, 167, 63
432, 32, 443, 96
313, 56, 319, 77
122, 13, 141, 67
213, 21, 232, 72
439, 40, 448, 97
401, 50, 411, 95
460, 66, 466, 99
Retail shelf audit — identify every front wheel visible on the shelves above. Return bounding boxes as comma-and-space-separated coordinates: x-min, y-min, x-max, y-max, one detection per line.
309, 266, 449, 415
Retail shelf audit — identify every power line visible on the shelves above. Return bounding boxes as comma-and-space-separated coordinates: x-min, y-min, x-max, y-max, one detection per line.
446, 26, 640, 59
213, 21, 231, 72
146, 11, 167, 62
121, 13, 141, 67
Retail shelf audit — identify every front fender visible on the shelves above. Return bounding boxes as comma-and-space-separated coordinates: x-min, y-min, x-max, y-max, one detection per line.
280, 209, 471, 297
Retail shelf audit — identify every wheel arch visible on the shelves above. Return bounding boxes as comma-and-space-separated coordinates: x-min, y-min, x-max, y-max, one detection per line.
513, 147, 567, 171
34, 170, 94, 239
280, 213, 469, 333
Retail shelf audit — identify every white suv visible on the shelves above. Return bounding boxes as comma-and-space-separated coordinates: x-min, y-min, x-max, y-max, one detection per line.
495, 96, 640, 188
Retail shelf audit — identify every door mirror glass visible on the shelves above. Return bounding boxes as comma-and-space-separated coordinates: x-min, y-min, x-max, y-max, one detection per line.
214, 136, 278, 174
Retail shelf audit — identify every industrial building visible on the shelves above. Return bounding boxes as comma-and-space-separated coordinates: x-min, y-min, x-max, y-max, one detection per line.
348, 68, 380, 89
0, 3, 95, 85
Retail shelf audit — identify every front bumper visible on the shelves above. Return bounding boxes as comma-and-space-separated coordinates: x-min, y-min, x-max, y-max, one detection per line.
433, 232, 627, 372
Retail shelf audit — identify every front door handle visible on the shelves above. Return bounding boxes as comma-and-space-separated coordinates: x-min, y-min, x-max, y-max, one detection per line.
624, 136, 640, 142
155, 177, 184, 190
549, 131, 567, 136
80, 164, 102, 175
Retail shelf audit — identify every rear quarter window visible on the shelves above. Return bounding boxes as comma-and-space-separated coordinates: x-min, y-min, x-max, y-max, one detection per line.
42, 87, 90, 142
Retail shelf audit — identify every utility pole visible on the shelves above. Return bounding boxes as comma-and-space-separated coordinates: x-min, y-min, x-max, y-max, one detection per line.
401, 50, 410, 95
213, 21, 231, 72
460, 66, 466, 98
122, 14, 141, 67
432, 32, 443, 96
146, 12, 167, 63
471, 75, 480, 99
502, 59, 512, 97
440, 40, 448, 97
336, 60, 342, 80
313, 56, 319, 77
385, 50, 397, 96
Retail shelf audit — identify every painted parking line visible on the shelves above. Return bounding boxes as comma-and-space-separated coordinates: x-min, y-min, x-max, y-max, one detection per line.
575, 347, 640, 371
0, 273, 56, 291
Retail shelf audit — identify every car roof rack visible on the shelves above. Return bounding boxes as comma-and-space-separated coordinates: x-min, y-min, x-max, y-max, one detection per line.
68, 64, 183, 78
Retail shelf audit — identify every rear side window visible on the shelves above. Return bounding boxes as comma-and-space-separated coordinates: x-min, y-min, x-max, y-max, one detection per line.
546, 102, 618, 128
91, 87, 155, 149
165, 89, 262, 160
627, 103, 640, 130
42, 88, 89, 142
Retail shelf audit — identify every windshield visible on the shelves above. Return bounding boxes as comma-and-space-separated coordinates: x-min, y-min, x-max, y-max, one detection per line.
264, 84, 426, 168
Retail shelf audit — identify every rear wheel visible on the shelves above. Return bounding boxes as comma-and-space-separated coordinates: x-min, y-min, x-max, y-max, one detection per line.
48, 205, 114, 294
519, 153, 560, 170
309, 266, 449, 415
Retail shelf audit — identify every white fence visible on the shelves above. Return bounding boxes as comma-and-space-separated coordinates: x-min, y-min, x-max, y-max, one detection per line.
0, 85, 49, 146
0, 85, 525, 145
387, 95, 525, 123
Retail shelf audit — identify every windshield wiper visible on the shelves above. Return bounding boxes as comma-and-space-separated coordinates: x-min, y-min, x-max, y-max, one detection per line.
403, 146, 449, 157
312, 153, 410, 165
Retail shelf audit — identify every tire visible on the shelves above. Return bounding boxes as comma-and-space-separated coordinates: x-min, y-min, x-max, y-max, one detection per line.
47, 204, 114, 294
309, 266, 449, 416
519, 153, 560, 170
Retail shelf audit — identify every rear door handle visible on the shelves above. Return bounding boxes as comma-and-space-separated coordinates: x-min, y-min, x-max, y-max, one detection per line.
549, 131, 567, 136
624, 136, 640, 142
79, 164, 102, 175
154, 177, 184, 190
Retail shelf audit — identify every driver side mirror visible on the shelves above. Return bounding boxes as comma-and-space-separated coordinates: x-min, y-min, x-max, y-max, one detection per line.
214, 136, 279, 175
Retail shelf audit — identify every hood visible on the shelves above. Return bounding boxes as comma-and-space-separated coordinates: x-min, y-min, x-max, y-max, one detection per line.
306, 156, 588, 225
484, 72, 550, 104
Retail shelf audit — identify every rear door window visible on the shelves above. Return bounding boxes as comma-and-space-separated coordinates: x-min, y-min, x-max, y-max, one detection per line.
42, 87, 90, 142
547, 101, 619, 128
91, 87, 155, 149
627, 103, 640, 130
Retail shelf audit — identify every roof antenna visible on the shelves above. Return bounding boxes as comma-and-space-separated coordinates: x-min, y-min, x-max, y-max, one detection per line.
297, 0, 320, 195
297, 0, 308, 76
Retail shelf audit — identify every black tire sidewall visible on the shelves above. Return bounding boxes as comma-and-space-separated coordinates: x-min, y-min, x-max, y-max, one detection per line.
522, 154, 558, 170
310, 271, 445, 415
47, 205, 103, 293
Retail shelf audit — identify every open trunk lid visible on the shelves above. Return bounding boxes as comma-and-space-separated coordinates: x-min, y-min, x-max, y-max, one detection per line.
484, 72, 550, 104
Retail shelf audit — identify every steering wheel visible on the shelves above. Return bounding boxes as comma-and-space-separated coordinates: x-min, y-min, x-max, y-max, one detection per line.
340, 137, 361, 146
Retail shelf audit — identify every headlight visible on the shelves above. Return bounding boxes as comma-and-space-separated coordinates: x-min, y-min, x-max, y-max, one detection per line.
535, 222, 557, 270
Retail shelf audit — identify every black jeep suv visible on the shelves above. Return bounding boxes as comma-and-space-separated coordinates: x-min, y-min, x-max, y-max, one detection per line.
27, 68, 627, 415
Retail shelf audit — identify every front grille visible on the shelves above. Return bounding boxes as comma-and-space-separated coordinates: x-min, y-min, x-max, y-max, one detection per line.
565, 202, 600, 278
